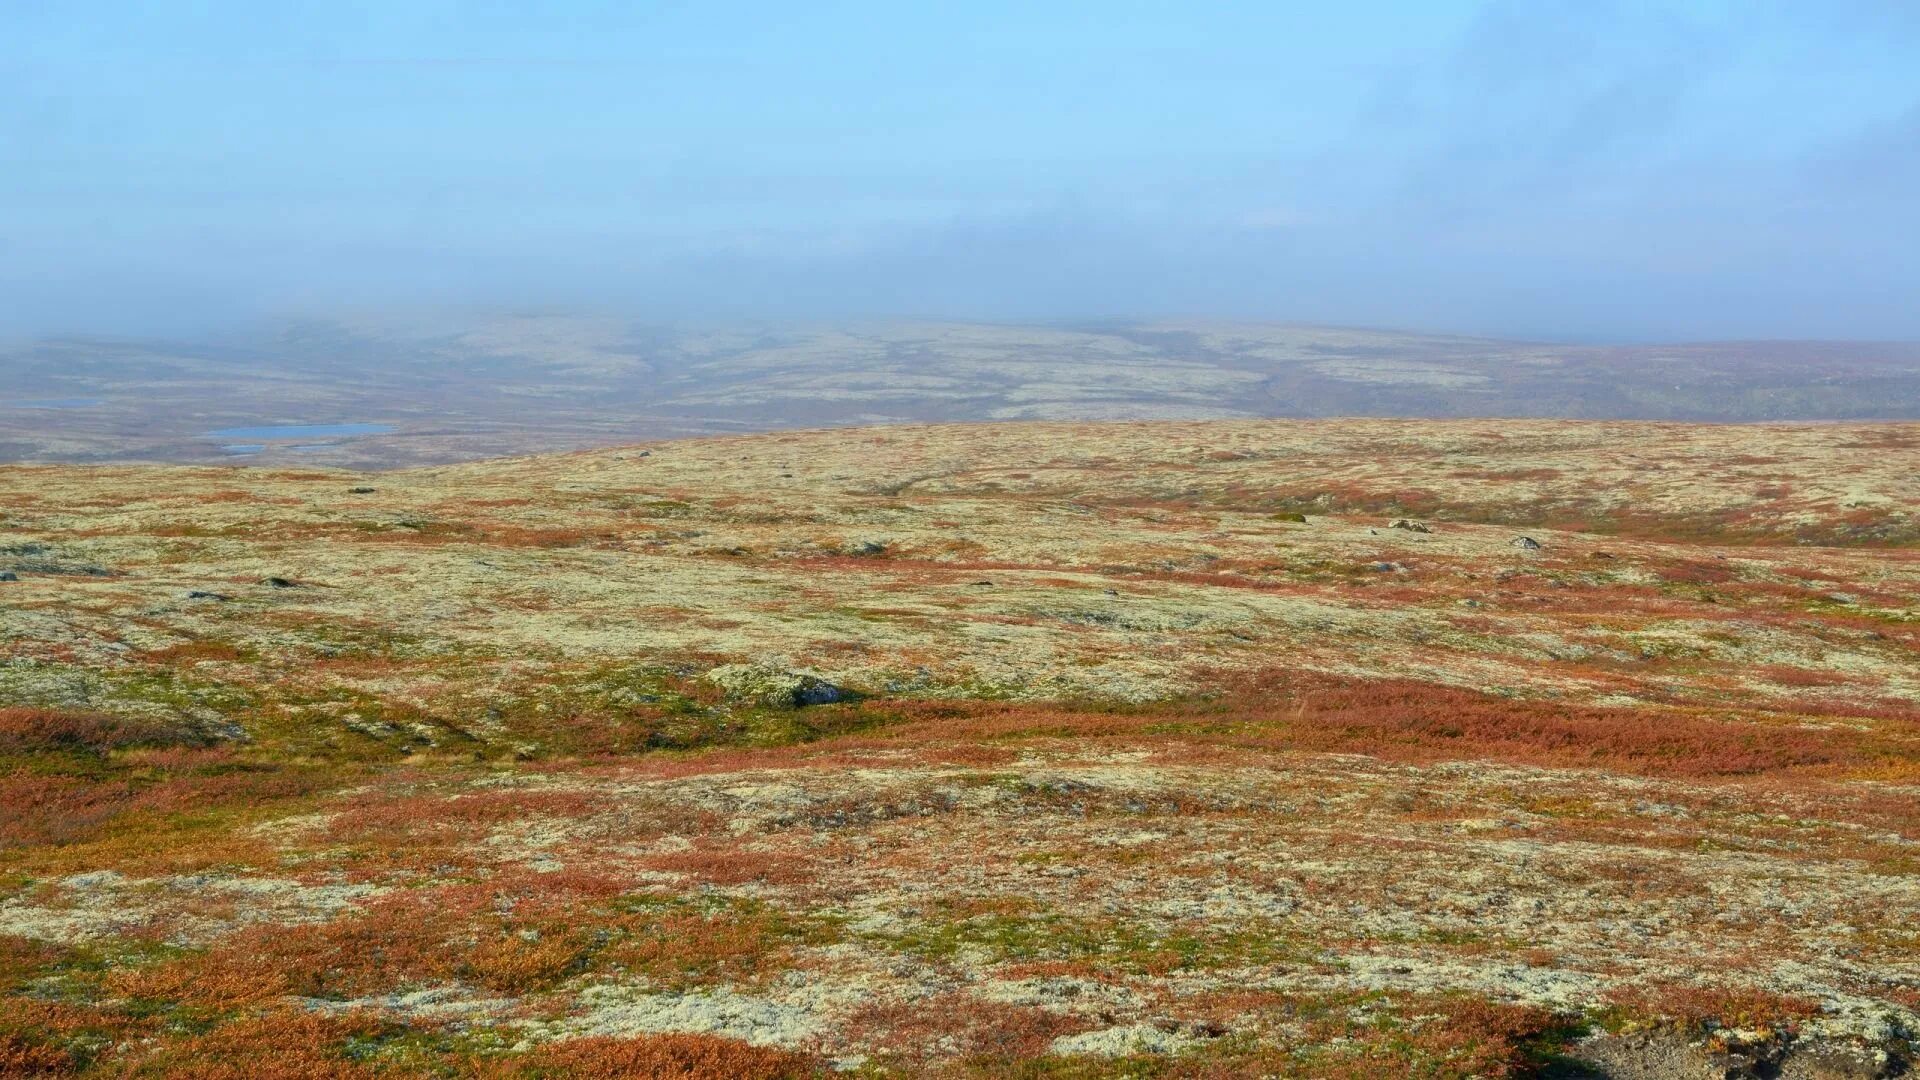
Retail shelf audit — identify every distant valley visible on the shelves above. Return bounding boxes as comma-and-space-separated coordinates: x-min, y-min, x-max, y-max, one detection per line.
5, 315, 1918, 468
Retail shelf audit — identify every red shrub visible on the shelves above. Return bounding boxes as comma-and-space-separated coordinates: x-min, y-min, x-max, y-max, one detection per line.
491, 1034, 819, 1079
847, 994, 1090, 1065
107, 1010, 388, 1080
1605, 984, 1822, 1031
0, 708, 187, 755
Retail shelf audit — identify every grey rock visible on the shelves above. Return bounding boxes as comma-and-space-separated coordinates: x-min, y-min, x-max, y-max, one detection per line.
704, 663, 848, 708
6, 560, 114, 577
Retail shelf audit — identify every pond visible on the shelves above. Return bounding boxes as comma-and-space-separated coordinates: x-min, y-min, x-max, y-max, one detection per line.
204, 423, 394, 440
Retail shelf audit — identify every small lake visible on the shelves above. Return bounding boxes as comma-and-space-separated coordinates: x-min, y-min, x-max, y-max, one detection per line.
11, 398, 104, 409
205, 423, 393, 440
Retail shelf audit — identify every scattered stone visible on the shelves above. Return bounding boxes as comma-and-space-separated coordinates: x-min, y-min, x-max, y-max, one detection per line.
6, 561, 114, 577
1389, 519, 1432, 533
1511, 536, 1543, 551
1569, 1029, 1909, 1080
263, 576, 298, 588
1567, 1029, 1747, 1079
0, 571, 15, 582
185, 590, 230, 601
348, 486, 376, 494
851, 540, 888, 556
0, 543, 115, 576
970, 580, 994, 587
705, 663, 847, 708
1779, 1038, 1909, 1078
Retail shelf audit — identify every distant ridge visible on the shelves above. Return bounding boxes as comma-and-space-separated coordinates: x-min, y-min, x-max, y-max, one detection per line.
4, 316, 1917, 468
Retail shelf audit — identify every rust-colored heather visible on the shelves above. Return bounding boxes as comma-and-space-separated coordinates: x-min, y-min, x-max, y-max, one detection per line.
0, 708, 189, 755
645, 844, 813, 887
1, 762, 323, 850
0, 1034, 73, 1078
864, 671, 1918, 780
464, 934, 593, 995
140, 640, 249, 665
105, 1010, 391, 1080
1280, 995, 1566, 1080
0, 775, 143, 848
113, 869, 644, 1006
597, 908, 806, 987
848, 994, 1092, 1065
481, 1034, 820, 1079
111, 892, 469, 1006
1605, 983, 1823, 1031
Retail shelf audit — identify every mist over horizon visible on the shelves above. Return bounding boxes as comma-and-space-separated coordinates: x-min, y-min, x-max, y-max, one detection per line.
6, 1, 1919, 343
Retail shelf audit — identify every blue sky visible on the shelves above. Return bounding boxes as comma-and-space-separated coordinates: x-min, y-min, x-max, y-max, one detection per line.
4, 1, 1917, 339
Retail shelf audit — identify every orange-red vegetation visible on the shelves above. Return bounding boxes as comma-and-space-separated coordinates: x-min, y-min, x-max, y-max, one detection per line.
0, 708, 193, 755
1605, 983, 1824, 1031
645, 844, 813, 887
859, 671, 1918, 781
483, 1034, 821, 1079
850, 993, 1092, 1065
105, 1010, 389, 1080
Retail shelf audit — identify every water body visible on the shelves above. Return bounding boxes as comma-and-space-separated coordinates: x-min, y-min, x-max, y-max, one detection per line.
221, 444, 266, 455
11, 398, 104, 409
205, 423, 393, 440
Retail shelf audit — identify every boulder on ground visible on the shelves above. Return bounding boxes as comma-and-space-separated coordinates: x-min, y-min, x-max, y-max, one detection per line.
704, 663, 846, 708
1511, 536, 1543, 550
1389, 519, 1432, 533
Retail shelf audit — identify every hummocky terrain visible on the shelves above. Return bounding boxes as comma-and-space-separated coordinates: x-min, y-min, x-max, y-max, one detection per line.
5, 315, 1920, 468
2, 419, 1918, 1077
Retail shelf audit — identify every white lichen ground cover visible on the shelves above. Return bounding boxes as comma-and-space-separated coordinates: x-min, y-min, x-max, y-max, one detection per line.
1, 419, 1917, 1076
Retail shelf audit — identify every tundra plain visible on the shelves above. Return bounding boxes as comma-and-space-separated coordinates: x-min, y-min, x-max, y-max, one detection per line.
6, 317, 1920, 468
2, 419, 1918, 1077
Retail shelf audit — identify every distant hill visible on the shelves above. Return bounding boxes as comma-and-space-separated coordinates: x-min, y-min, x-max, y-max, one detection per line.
3, 315, 1917, 467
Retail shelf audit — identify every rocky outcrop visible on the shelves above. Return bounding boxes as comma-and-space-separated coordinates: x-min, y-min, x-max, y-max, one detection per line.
704, 664, 847, 708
